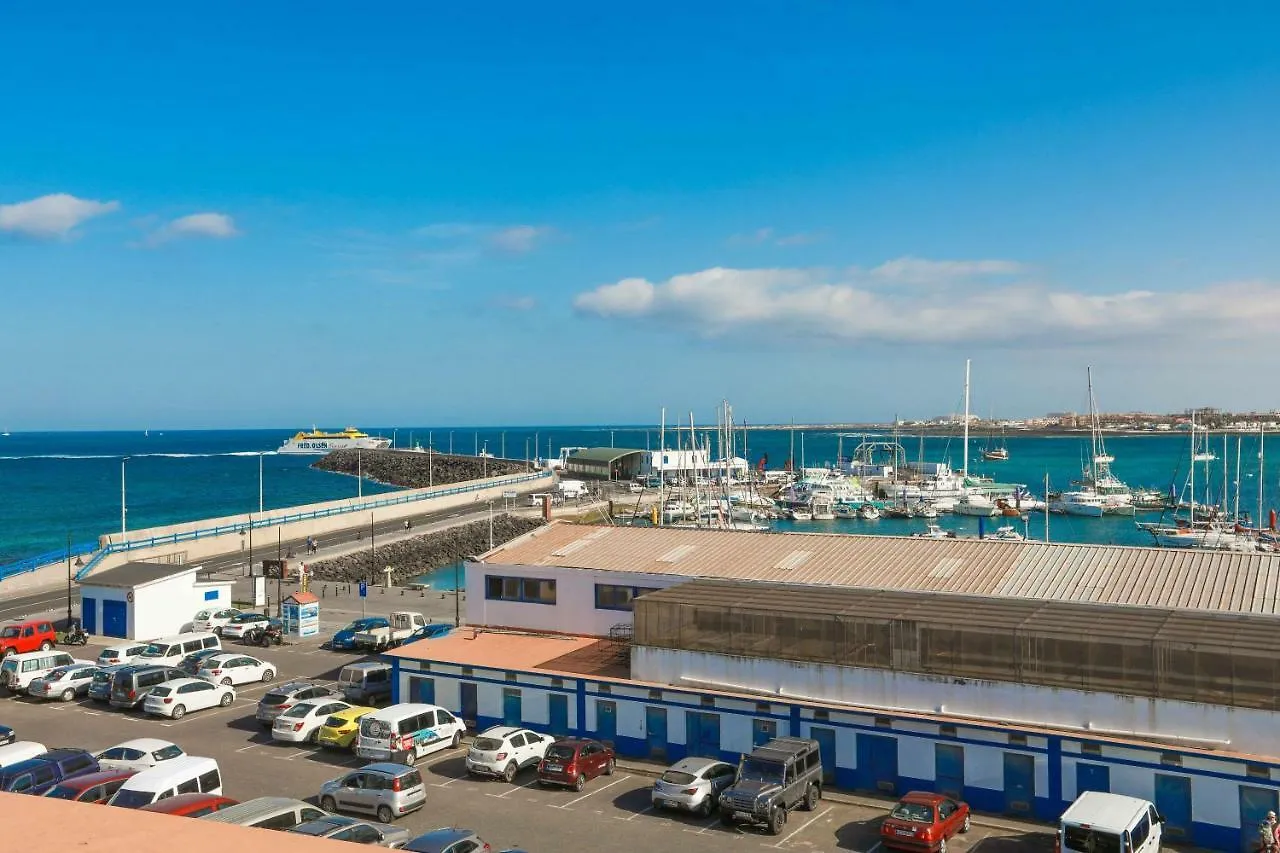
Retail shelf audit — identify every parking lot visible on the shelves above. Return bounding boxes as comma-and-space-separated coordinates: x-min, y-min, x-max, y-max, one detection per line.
0, 635, 1053, 853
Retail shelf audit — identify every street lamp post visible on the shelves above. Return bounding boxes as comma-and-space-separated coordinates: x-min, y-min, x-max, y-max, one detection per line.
487, 501, 494, 551
501, 432, 506, 459
454, 561, 460, 627
392, 428, 397, 450
357, 448, 363, 498
120, 457, 129, 540
369, 513, 376, 585
449, 432, 453, 455
258, 452, 264, 514
65, 533, 73, 628
248, 514, 254, 578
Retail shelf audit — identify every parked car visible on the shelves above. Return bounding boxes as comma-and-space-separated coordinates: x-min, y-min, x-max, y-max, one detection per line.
179, 649, 224, 676
338, 662, 393, 705
273, 699, 351, 743
27, 663, 99, 702
719, 737, 823, 835
289, 814, 413, 847
536, 738, 616, 791
880, 792, 971, 852
330, 618, 389, 651
96, 738, 186, 772
0, 726, 13, 746
139, 792, 239, 817
88, 664, 131, 703
256, 680, 338, 728
220, 613, 271, 640
96, 643, 150, 667
466, 726, 553, 782
42, 768, 136, 803
0, 619, 57, 657
407, 623, 451, 642
651, 756, 738, 816
316, 706, 377, 751
402, 828, 495, 853
109, 665, 189, 709
196, 652, 275, 686
318, 762, 427, 823
192, 608, 243, 633
144, 678, 235, 719
0, 748, 99, 795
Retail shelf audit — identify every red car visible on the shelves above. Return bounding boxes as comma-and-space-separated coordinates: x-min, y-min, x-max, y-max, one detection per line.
536, 738, 616, 791
42, 769, 136, 804
0, 620, 58, 657
880, 792, 971, 852
138, 793, 239, 817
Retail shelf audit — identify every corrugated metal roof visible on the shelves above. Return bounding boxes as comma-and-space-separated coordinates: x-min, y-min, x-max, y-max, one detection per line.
564, 447, 646, 464
489, 522, 1280, 616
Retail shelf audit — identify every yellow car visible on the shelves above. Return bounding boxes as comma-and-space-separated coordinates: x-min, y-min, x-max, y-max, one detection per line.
315, 705, 377, 750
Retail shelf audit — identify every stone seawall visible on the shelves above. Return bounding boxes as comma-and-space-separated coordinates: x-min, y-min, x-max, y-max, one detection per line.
307, 515, 544, 584
313, 450, 529, 488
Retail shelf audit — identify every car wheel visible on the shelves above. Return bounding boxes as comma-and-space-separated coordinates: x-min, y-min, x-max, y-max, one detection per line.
309, 728, 320, 744
261, 669, 274, 682
802, 783, 819, 811
768, 806, 786, 835
503, 762, 517, 783
604, 757, 616, 776
221, 677, 233, 687
61, 688, 75, 702
961, 814, 971, 834
320, 796, 336, 812
213, 627, 222, 636
699, 796, 714, 818
39, 641, 52, 651
376, 805, 393, 824
721, 809, 735, 826
939, 838, 948, 853
219, 692, 233, 707
451, 731, 461, 748
574, 773, 586, 792
172, 704, 186, 719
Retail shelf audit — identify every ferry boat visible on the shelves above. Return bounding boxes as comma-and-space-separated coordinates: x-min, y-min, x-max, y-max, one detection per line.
278, 427, 391, 455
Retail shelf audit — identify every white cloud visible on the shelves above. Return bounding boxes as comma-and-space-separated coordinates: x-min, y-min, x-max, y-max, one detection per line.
495, 294, 537, 311
489, 224, 551, 253
0, 193, 120, 238
728, 227, 827, 248
147, 212, 240, 245
572, 261, 1280, 348
413, 222, 482, 239
727, 227, 775, 246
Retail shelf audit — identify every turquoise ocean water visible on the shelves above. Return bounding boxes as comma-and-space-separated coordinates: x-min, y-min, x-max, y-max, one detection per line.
2, 427, 1276, 570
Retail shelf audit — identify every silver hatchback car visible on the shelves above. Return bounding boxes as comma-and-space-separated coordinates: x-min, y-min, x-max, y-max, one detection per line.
318, 762, 427, 824
652, 756, 739, 816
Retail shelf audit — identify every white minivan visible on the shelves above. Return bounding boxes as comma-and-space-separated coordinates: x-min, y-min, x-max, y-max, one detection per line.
1059, 791, 1164, 853
355, 703, 466, 764
107, 756, 222, 808
0, 650, 85, 694
135, 632, 221, 667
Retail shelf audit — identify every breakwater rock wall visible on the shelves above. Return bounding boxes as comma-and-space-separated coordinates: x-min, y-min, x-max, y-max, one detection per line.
313, 449, 529, 488
307, 515, 544, 585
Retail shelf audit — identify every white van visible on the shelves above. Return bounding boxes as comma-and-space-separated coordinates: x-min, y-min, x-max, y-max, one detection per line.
0, 741, 47, 769
0, 651, 85, 694
136, 632, 221, 667
107, 756, 222, 808
355, 703, 466, 764
200, 796, 328, 830
1059, 791, 1164, 853
558, 480, 588, 499
527, 493, 552, 507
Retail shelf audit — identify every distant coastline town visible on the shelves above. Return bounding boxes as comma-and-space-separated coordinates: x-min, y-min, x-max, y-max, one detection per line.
748, 407, 1280, 434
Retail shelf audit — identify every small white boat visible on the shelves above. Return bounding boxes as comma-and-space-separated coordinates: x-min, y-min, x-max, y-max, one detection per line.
1048, 491, 1105, 517
789, 509, 813, 522
858, 503, 881, 520
990, 525, 1025, 541
913, 523, 954, 539
661, 500, 695, 522
913, 502, 938, 518
952, 493, 1000, 517
833, 503, 858, 519
811, 496, 836, 521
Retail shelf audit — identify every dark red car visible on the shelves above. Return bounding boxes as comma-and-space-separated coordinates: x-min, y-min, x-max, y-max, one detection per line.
880, 791, 971, 852
536, 738, 616, 791
0, 620, 57, 657
42, 769, 136, 804
138, 793, 239, 817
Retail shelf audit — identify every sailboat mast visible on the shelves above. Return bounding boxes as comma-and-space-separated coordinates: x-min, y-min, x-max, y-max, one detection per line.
1189, 411, 1196, 522
962, 358, 971, 478
1235, 434, 1243, 522
1087, 366, 1098, 483
1222, 432, 1228, 513
1259, 425, 1266, 531
1044, 472, 1050, 542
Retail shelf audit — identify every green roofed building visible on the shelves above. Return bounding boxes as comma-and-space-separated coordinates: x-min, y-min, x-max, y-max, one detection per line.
563, 447, 646, 481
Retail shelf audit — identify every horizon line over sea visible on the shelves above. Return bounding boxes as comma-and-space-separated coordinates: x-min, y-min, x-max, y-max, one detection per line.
2, 427, 1277, 569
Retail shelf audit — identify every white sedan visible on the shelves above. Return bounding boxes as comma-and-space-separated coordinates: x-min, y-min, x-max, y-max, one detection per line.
143, 677, 235, 719
220, 613, 271, 639
272, 699, 351, 744
97, 738, 187, 772
192, 607, 243, 633
196, 653, 275, 687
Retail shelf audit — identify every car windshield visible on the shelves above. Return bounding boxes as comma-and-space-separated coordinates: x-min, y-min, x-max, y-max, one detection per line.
0, 627, 18, 638
152, 745, 183, 761
231, 614, 259, 624
150, 686, 172, 697
339, 670, 361, 684
738, 758, 785, 784
1, 661, 16, 674
261, 691, 291, 706
473, 737, 504, 751
545, 745, 577, 761
194, 611, 211, 621
142, 642, 168, 656
93, 671, 113, 683
44, 784, 81, 800
282, 703, 315, 718
293, 819, 346, 837
1063, 827, 1123, 853
323, 716, 348, 728
891, 803, 935, 823
111, 789, 155, 809
661, 770, 697, 785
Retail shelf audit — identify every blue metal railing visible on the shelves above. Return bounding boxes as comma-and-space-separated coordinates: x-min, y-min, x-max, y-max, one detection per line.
72, 470, 553, 581
0, 541, 100, 583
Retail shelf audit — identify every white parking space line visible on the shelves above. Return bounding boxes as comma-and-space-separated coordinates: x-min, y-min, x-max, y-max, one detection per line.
485, 779, 540, 799
688, 815, 724, 835
771, 805, 833, 849
550, 775, 630, 809
617, 804, 654, 821
867, 844, 882, 853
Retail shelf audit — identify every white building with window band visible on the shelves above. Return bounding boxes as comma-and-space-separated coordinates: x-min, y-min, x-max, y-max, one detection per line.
78, 561, 232, 640
396, 522, 1280, 850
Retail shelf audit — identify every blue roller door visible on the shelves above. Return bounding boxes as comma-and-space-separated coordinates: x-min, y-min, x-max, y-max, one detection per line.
81, 598, 97, 635
102, 600, 128, 638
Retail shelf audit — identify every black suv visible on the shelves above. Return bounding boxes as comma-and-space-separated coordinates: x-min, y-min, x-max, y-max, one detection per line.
719, 737, 823, 835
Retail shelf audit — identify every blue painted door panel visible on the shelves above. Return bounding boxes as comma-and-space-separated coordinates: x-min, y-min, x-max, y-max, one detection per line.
1239, 785, 1278, 852
460, 682, 478, 729
102, 600, 127, 638
596, 700, 617, 743
645, 706, 667, 760
1154, 774, 1192, 843
935, 743, 964, 800
81, 598, 96, 635
1003, 753, 1035, 815
502, 688, 522, 727
811, 726, 837, 785
685, 712, 720, 758
1076, 762, 1110, 795
548, 694, 569, 737
857, 734, 898, 795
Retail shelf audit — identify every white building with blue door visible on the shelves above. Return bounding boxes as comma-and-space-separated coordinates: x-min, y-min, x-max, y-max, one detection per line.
387, 522, 1280, 851
78, 561, 232, 640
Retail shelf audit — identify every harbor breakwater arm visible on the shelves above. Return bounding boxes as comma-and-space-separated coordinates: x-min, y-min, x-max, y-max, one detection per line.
312, 449, 529, 488
305, 515, 543, 585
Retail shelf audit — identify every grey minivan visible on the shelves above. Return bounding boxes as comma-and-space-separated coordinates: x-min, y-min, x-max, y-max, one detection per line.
338, 662, 392, 705
109, 665, 187, 709
318, 762, 426, 824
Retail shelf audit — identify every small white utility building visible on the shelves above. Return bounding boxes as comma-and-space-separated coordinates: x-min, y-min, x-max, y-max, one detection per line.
79, 561, 232, 640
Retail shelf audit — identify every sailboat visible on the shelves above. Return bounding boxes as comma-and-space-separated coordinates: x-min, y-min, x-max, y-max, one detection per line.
1059, 367, 1135, 515
1142, 413, 1239, 549
981, 426, 1009, 461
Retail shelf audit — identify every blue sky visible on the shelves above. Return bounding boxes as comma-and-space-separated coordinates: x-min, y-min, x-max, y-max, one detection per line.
3, 2, 1280, 429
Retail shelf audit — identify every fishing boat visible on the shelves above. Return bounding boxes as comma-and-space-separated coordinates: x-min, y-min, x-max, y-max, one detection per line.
811, 495, 836, 521
990, 525, 1025, 541
789, 508, 813, 522
913, 523, 954, 539
278, 426, 391, 455
980, 427, 1009, 461
858, 503, 881, 520
913, 502, 939, 518
833, 502, 858, 519
952, 493, 1000, 517
1048, 490, 1106, 517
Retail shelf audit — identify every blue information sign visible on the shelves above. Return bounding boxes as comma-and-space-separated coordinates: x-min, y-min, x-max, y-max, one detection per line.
358, 580, 367, 598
